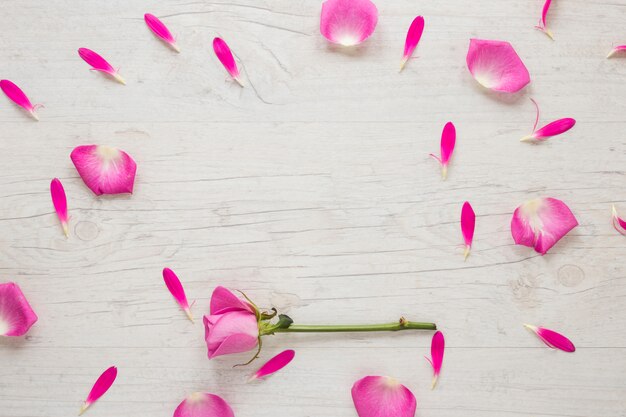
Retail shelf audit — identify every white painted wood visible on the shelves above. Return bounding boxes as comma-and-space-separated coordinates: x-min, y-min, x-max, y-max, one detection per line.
1, 0, 625, 416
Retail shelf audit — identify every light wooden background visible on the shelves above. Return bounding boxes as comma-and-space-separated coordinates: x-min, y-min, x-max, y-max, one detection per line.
1, 1, 625, 416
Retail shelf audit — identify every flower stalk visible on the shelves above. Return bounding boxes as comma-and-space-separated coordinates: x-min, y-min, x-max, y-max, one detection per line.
262, 315, 436, 335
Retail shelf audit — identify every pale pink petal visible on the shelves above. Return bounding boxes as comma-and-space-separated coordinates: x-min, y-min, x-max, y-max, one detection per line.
430, 122, 455, 180
0, 79, 41, 120
78, 48, 125, 84
511, 197, 578, 255
400, 16, 424, 71
162, 268, 193, 322
320, 0, 378, 47
426, 331, 445, 389
524, 324, 575, 352
606, 45, 626, 58
145, 13, 179, 52
70, 145, 137, 196
203, 311, 259, 359
50, 178, 69, 237
213, 38, 243, 87
535, 0, 554, 39
466, 39, 530, 93
210, 286, 255, 315
248, 349, 295, 382
351, 376, 417, 417
612, 205, 626, 235
0, 282, 38, 337
79, 366, 117, 415
173, 393, 235, 417
461, 202, 475, 260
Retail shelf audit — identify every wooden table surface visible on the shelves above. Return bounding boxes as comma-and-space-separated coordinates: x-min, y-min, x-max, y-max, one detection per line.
1, 1, 625, 416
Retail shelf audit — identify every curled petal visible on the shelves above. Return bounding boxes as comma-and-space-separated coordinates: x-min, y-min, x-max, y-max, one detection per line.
521, 99, 576, 142
173, 393, 235, 417
430, 122, 455, 180
612, 205, 626, 235
400, 16, 424, 71
162, 268, 193, 322
426, 331, 445, 389
461, 202, 475, 260
466, 39, 530, 93
213, 38, 243, 87
0, 79, 41, 120
524, 324, 575, 352
535, 0, 554, 39
511, 197, 578, 254
79, 366, 117, 415
0, 282, 38, 337
70, 145, 137, 196
320, 0, 378, 47
607, 45, 626, 58
210, 286, 255, 315
203, 311, 259, 359
248, 349, 295, 382
145, 13, 179, 52
50, 178, 69, 237
78, 48, 125, 84
351, 376, 417, 417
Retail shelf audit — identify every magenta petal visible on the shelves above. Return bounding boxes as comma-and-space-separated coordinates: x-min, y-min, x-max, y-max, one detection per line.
80, 366, 117, 415
352, 376, 417, 417
70, 145, 137, 196
400, 16, 424, 70
249, 350, 295, 381
511, 197, 578, 254
210, 286, 254, 315
427, 331, 445, 388
78, 48, 125, 84
461, 202, 475, 260
531, 118, 576, 141
525, 324, 575, 352
50, 178, 69, 237
162, 268, 193, 321
145, 13, 179, 52
213, 38, 242, 86
173, 393, 235, 417
607, 45, 626, 58
431, 121, 456, 180
466, 39, 530, 93
0, 79, 40, 120
612, 205, 626, 235
0, 282, 38, 337
320, 0, 378, 46
536, 0, 554, 39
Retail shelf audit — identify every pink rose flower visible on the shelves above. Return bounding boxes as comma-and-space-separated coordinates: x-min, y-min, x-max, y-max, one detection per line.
203, 286, 259, 359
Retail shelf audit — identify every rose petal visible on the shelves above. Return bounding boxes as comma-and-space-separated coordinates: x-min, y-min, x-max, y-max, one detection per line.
0, 79, 41, 120
145, 13, 179, 52
426, 331, 445, 389
70, 145, 137, 196
606, 45, 626, 58
535, 0, 554, 39
466, 39, 530, 93
78, 48, 125, 84
612, 205, 626, 235
0, 282, 38, 337
173, 393, 235, 417
320, 0, 378, 46
210, 286, 255, 315
163, 268, 193, 321
213, 38, 242, 86
524, 324, 575, 352
203, 311, 259, 359
511, 197, 578, 254
461, 202, 475, 260
50, 178, 69, 237
80, 366, 117, 415
351, 376, 417, 417
249, 349, 295, 382
400, 16, 424, 70
429, 121, 456, 180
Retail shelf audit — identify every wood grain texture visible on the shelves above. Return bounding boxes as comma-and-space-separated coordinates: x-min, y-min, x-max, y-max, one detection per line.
1, 0, 625, 416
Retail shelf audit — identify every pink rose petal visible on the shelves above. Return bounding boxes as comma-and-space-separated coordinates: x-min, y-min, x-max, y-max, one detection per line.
145, 13, 179, 52
50, 178, 69, 237
461, 202, 475, 260
429, 121, 456, 180
203, 311, 259, 359
79, 366, 117, 415
400, 16, 424, 71
521, 99, 575, 142
535, 0, 554, 39
78, 48, 125, 84
213, 38, 243, 87
320, 0, 378, 46
607, 45, 626, 58
162, 268, 193, 322
524, 324, 575, 352
0, 79, 42, 120
352, 376, 417, 417
0, 282, 38, 337
511, 197, 578, 254
466, 39, 530, 93
612, 205, 626, 235
248, 349, 295, 382
426, 331, 445, 389
70, 145, 137, 196
173, 393, 235, 417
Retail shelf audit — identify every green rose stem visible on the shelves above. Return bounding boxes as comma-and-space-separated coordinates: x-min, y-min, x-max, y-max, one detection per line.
273, 321, 437, 333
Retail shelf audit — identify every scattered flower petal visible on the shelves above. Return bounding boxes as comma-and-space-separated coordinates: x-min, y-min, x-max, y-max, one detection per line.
607, 45, 626, 58
173, 393, 235, 417
162, 268, 193, 322
521, 99, 575, 142
461, 202, 475, 260
0, 79, 42, 120
524, 324, 575, 352
70, 145, 137, 196
320, 0, 378, 47
511, 197, 578, 254
466, 39, 530, 93
612, 205, 626, 235
79, 366, 117, 415
351, 376, 417, 417
78, 48, 125, 85
429, 122, 456, 180
145, 13, 179, 52
535, 0, 554, 39
0, 282, 38, 337
248, 349, 295, 382
50, 178, 69, 237
426, 331, 445, 389
213, 38, 243, 87
400, 16, 424, 71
